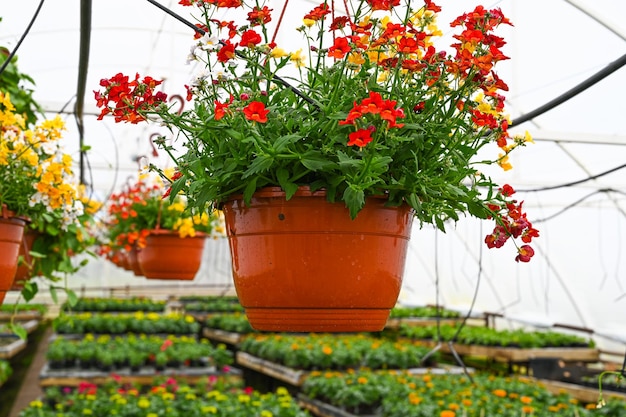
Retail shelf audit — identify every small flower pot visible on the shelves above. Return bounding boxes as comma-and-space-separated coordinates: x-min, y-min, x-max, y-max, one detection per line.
0, 207, 27, 305
138, 230, 207, 280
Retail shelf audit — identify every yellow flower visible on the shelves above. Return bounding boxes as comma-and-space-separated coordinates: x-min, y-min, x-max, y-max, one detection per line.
289, 49, 306, 68
303, 18, 315, 27
270, 47, 288, 58
29, 400, 43, 408
138, 398, 150, 408
260, 411, 273, 417
201, 406, 217, 414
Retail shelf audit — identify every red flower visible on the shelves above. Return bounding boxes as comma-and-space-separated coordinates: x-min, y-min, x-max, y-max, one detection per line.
242, 101, 269, 123
239, 29, 262, 48
330, 16, 350, 31
247, 6, 272, 26
500, 184, 515, 197
217, 41, 236, 63
347, 128, 374, 148
327, 37, 352, 59
515, 245, 535, 263
304, 3, 330, 21
214, 95, 234, 120
366, 0, 400, 11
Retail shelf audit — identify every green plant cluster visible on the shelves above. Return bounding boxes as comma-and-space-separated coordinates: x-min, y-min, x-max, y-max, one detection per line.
302, 370, 625, 416
399, 324, 594, 348
0, 303, 47, 314
46, 334, 233, 370
52, 312, 200, 335
239, 334, 435, 370
205, 313, 255, 334
0, 359, 11, 386
389, 306, 461, 319
185, 299, 244, 314
179, 295, 240, 304
21, 382, 308, 417
65, 297, 167, 313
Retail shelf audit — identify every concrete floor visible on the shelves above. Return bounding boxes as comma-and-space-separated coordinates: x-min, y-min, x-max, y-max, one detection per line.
8, 326, 51, 417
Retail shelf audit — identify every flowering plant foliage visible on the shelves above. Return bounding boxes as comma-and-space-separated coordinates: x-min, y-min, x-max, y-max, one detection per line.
0, 92, 97, 290
98, 170, 225, 261
94, 0, 538, 261
302, 370, 626, 416
22, 381, 308, 417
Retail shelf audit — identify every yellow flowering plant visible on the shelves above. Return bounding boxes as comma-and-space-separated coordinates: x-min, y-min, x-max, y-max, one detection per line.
0, 92, 96, 285
95, 0, 539, 261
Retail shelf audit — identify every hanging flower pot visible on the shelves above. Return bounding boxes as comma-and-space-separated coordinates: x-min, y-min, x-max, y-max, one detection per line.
137, 229, 207, 280
127, 245, 144, 277
12, 230, 38, 290
0, 206, 28, 305
221, 187, 414, 332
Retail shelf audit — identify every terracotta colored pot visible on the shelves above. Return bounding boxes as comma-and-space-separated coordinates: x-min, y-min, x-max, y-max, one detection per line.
0, 213, 27, 305
137, 230, 206, 280
221, 187, 414, 332
12, 230, 38, 290
128, 245, 144, 277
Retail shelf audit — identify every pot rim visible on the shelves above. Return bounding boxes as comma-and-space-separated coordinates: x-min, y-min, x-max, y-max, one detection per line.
224, 186, 392, 202
147, 228, 207, 238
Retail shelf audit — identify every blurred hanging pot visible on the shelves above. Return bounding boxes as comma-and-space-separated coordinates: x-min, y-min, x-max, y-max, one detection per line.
128, 245, 144, 277
137, 229, 207, 280
12, 230, 38, 290
0, 205, 28, 305
221, 187, 414, 333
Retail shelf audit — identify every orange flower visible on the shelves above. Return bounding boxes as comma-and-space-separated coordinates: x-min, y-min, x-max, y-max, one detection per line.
493, 389, 507, 398
440, 410, 455, 417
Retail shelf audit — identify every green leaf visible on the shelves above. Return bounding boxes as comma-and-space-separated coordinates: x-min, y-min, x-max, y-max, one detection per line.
50, 286, 58, 304
276, 168, 299, 199
243, 177, 258, 205
273, 134, 301, 152
343, 186, 365, 219
301, 151, 336, 171
21, 281, 38, 302
407, 193, 422, 213
9, 323, 27, 340
243, 154, 274, 178
65, 288, 78, 307
467, 201, 489, 219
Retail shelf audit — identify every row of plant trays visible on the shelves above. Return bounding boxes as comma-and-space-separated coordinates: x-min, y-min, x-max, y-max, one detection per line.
39, 361, 242, 388
0, 303, 47, 321
294, 369, 626, 417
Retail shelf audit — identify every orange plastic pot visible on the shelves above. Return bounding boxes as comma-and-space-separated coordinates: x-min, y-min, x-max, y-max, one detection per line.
137, 230, 207, 280
12, 230, 38, 290
0, 211, 27, 305
221, 187, 414, 332
128, 245, 144, 277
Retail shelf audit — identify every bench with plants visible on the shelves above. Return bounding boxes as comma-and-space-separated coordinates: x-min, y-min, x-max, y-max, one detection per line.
0, 303, 47, 321
202, 312, 256, 345
299, 369, 626, 416
398, 324, 599, 364
0, 334, 26, 359
21, 379, 309, 417
41, 333, 236, 386
385, 306, 465, 328
182, 296, 244, 320
64, 297, 167, 313
236, 333, 437, 387
52, 312, 200, 336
